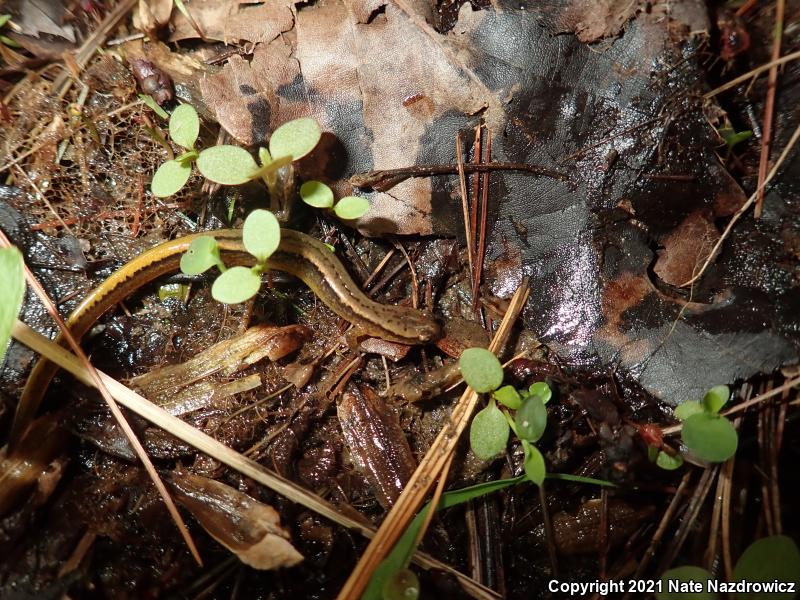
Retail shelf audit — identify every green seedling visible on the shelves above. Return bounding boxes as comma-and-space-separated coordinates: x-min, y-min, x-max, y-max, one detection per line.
179, 209, 280, 304
150, 106, 323, 199
656, 535, 800, 600
718, 125, 753, 150
299, 180, 370, 220
151, 104, 200, 197
458, 347, 552, 485
0, 246, 25, 363
674, 384, 738, 463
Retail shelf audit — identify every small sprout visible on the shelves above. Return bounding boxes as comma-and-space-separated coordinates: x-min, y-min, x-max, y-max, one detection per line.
212, 266, 262, 304
138, 94, 169, 119
459, 348, 503, 393
702, 385, 729, 415
469, 398, 510, 460
656, 566, 716, 600
269, 117, 322, 161
682, 413, 738, 462
521, 440, 545, 485
655, 451, 683, 470
0, 15, 20, 48
180, 211, 283, 305
242, 209, 280, 262
180, 236, 224, 275
169, 104, 200, 150
675, 385, 738, 463
528, 381, 552, 404
258, 147, 272, 167
493, 385, 522, 410
382, 568, 420, 600
300, 181, 335, 208
674, 400, 704, 421
334, 195, 370, 220
196, 145, 259, 185
151, 159, 192, 198
515, 393, 547, 442
158, 283, 189, 302
0, 246, 25, 364
718, 126, 753, 150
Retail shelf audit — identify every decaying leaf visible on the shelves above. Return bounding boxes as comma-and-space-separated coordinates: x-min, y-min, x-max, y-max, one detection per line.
170, 470, 303, 570
169, 0, 294, 44
8, 0, 76, 42
136, 0, 173, 34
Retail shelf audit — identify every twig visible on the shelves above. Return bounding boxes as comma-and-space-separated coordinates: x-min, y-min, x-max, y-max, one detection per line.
349, 161, 569, 192
661, 376, 800, 435
680, 123, 800, 287
754, 0, 785, 218
9, 320, 500, 600
336, 280, 531, 600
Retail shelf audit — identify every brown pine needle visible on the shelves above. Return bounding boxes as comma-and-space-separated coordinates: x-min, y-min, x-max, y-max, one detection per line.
0, 230, 202, 565
456, 134, 475, 281
754, 0, 785, 218
704, 48, 800, 99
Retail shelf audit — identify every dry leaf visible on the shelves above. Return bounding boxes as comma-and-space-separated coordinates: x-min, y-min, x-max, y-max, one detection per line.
170, 0, 294, 44
170, 470, 303, 570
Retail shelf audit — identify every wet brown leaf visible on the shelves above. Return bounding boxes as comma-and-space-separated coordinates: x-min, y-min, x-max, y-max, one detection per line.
170, 470, 303, 570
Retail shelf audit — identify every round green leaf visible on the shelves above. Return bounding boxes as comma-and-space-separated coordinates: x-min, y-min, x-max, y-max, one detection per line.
334, 196, 370, 220
469, 401, 510, 460
682, 413, 738, 462
299, 180, 334, 208
269, 117, 321, 160
211, 266, 262, 304
529, 381, 552, 404
169, 104, 199, 149
515, 394, 547, 442
0, 247, 25, 364
151, 159, 192, 197
656, 451, 684, 471
732, 535, 800, 600
522, 440, 545, 485
675, 400, 704, 421
382, 568, 420, 600
242, 209, 280, 262
703, 385, 730, 415
196, 145, 258, 185
656, 566, 717, 600
459, 348, 503, 393
180, 236, 221, 276
493, 385, 522, 410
